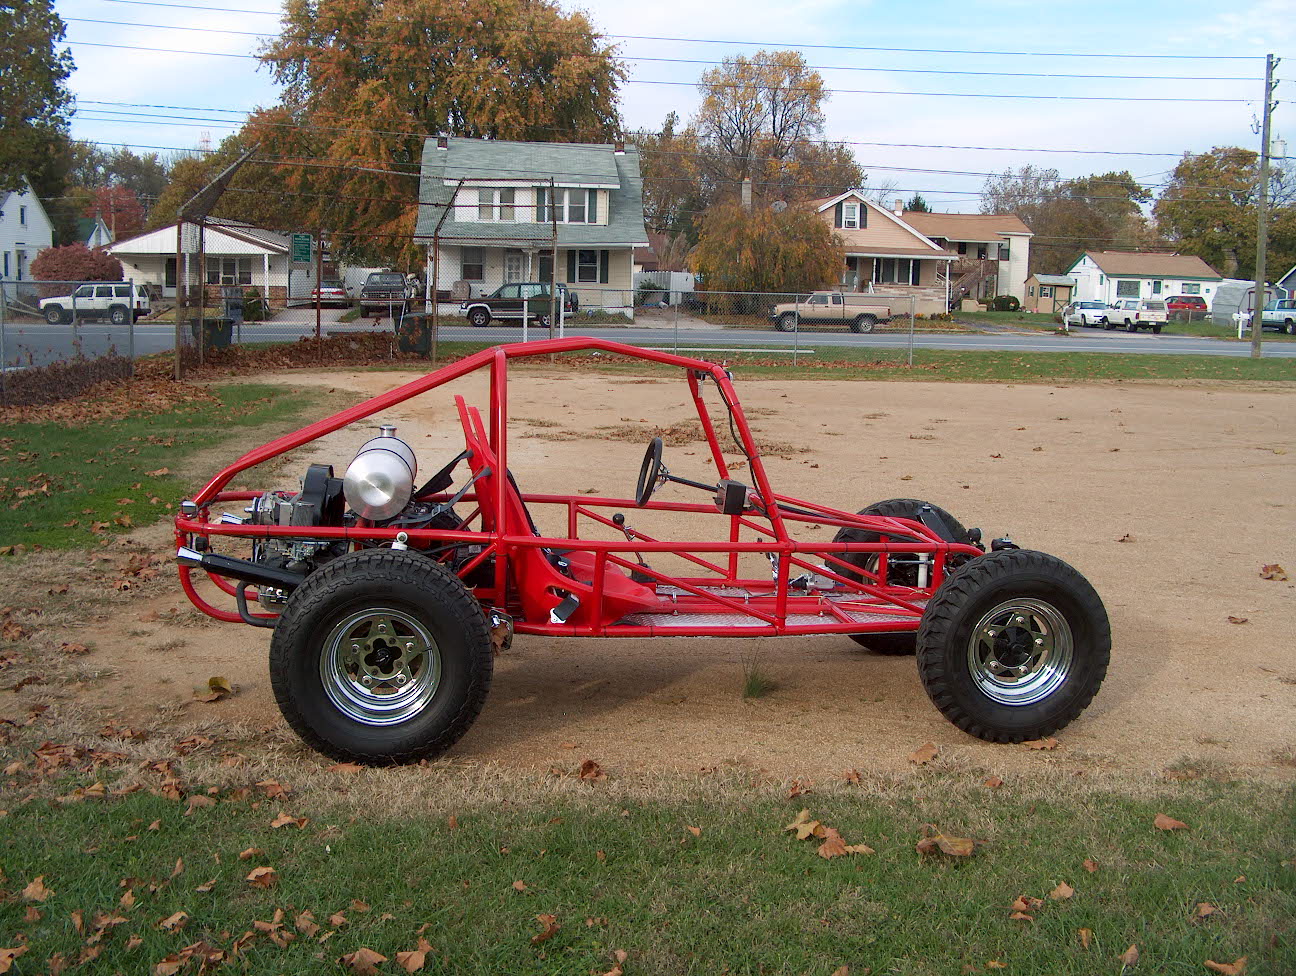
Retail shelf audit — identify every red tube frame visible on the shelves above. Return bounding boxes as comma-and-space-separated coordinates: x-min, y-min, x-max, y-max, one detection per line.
175, 338, 982, 637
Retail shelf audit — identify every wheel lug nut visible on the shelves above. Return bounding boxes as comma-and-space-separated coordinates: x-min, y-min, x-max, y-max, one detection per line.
405, 642, 414, 651
351, 644, 360, 652
1034, 637, 1044, 645
1014, 616, 1026, 624
987, 629, 997, 637
377, 624, 387, 633
361, 676, 373, 686
396, 674, 407, 685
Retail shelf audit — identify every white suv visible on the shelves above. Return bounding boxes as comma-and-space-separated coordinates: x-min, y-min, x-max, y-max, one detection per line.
40, 282, 152, 325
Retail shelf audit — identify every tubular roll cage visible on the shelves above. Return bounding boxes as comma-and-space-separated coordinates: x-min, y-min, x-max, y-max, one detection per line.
175, 338, 983, 637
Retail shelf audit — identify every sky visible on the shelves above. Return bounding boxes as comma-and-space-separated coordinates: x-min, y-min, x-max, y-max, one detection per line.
58, 0, 1296, 212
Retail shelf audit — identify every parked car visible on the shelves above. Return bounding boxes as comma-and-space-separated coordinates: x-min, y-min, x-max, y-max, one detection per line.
311, 279, 350, 307
173, 336, 1110, 764
461, 282, 577, 327
1242, 298, 1296, 334
1105, 299, 1167, 333
769, 291, 892, 333
1165, 295, 1208, 320
39, 282, 151, 325
357, 272, 413, 318
1060, 301, 1109, 328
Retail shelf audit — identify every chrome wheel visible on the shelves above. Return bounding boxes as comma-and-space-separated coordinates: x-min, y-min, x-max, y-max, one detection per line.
320, 608, 441, 726
965, 598, 1073, 706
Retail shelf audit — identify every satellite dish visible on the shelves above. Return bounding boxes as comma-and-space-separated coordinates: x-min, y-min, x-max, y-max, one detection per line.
771, 200, 788, 213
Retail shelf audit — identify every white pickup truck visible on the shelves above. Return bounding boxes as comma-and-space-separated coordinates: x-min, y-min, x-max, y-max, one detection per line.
769, 291, 892, 333
39, 282, 151, 325
1246, 298, 1296, 335
1105, 299, 1167, 333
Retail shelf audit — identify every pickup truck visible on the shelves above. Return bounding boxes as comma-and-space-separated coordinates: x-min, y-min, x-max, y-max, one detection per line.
769, 291, 892, 333
357, 272, 414, 318
1105, 299, 1167, 333
1246, 298, 1296, 335
39, 282, 151, 325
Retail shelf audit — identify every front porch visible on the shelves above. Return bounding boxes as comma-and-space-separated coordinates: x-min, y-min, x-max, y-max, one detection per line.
839, 255, 953, 316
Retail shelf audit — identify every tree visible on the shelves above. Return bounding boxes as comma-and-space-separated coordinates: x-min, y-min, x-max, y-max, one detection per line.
0, 0, 75, 194
689, 201, 844, 294
84, 185, 145, 238
905, 193, 931, 213
633, 112, 705, 237
244, 0, 625, 265
30, 243, 123, 285
1153, 146, 1296, 279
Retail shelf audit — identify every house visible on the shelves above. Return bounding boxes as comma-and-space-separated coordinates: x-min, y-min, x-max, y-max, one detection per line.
107, 218, 319, 301
1024, 274, 1075, 314
809, 190, 955, 315
0, 176, 54, 280
413, 137, 650, 317
77, 215, 114, 249
1276, 263, 1296, 297
900, 207, 1033, 302
1066, 251, 1222, 307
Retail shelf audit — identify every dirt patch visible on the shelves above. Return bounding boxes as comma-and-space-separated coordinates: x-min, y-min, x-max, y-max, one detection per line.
5, 368, 1294, 782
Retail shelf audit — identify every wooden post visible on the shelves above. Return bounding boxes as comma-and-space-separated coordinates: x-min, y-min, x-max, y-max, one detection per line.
173, 220, 184, 380
315, 227, 323, 359
196, 219, 206, 367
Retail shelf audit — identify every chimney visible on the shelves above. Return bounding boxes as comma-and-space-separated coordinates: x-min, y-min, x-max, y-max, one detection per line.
894, 198, 904, 215
435, 134, 448, 150
613, 140, 626, 155
742, 178, 753, 212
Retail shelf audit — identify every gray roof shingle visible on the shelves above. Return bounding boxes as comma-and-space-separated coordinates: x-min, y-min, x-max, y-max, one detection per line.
413, 138, 649, 247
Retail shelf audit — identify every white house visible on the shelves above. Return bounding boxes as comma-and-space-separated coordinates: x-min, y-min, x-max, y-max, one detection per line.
901, 208, 1033, 302
413, 137, 650, 317
0, 176, 54, 281
107, 218, 318, 301
1066, 251, 1223, 307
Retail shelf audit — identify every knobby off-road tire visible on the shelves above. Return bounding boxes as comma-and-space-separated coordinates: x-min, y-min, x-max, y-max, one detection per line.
832, 498, 966, 655
916, 548, 1109, 742
269, 549, 493, 765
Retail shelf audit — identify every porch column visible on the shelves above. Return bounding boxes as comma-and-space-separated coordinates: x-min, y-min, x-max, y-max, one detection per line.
263, 253, 271, 305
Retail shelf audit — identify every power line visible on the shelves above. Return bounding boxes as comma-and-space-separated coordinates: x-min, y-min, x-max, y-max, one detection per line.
92, 0, 1269, 60
59, 17, 1261, 82
62, 39, 1256, 103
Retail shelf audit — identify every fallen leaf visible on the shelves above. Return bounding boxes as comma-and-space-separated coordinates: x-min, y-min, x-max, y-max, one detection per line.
917, 829, 976, 857
840, 768, 861, 784
328, 911, 347, 927
578, 759, 606, 782
983, 776, 1004, 789
395, 938, 433, 973
1120, 944, 1139, 968
1194, 902, 1219, 920
350, 899, 370, 912
447, 814, 458, 830
512, 880, 527, 892
148, 820, 160, 831
170, 857, 184, 878
294, 910, 319, 936
1204, 958, 1247, 975
1079, 928, 1093, 949
21, 875, 52, 902
22, 906, 40, 923
119, 889, 136, 909
830, 969, 848, 976
987, 962, 1007, 970
185, 795, 215, 816
0, 946, 29, 973
1083, 858, 1098, 873
1010, 896, 1044, 913
1226, 616, 1249, 625
531, 913, 561, 945
195, 879, 216, 893
1008, 911, 1034, 921
237, 847, 263, 861
271, 811, 308, 829
1117, 533, 1134, 543
256, 779, 289, 799
1024, 737, 1060, 750
339, 947, 387, 975
909, 741, 938, 764
785, 809, 821, 841
1259, 563, 1288, 581
145, 468, 171, 477
1154, 813, 1189, 831
326, 762, 364, 774
685, 825, 701, 837
245, 866, 277, 888
817, 827, 875, 859
1049, 881, 1075, 900
157, 910, 188, 931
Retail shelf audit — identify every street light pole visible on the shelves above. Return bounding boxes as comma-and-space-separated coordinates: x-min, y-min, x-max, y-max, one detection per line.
1250, 53, 1278, 360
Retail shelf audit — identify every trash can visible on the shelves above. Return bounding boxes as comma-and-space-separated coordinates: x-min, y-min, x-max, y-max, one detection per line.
221, 286, 245, 328
396, 313, 431, 355
190, 317, 234, 349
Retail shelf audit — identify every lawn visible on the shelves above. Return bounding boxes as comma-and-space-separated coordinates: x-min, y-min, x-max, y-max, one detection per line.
0, 383, 320, 551
0, 769, 1289, 975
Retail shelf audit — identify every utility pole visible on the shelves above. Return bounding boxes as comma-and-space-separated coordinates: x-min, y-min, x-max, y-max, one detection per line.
1251, 53, 1279, 359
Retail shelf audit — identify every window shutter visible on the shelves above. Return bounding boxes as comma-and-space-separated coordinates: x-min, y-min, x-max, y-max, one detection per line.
588, 189, 598, 223
834, 202, 844, 228
566, 250, 576, 282
599, 250, 610, 284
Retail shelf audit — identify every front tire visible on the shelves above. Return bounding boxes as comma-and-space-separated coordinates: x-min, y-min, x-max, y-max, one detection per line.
44, 306, 64, 325
916, 549, 1109, 742
468, 308, 490, 328
776, 312, 798, 333
269, 550, 493, 765
1126, 321, 1137, 332
833, 498, 968, 655
109, 305, 129, 325
850, 314, 877, 334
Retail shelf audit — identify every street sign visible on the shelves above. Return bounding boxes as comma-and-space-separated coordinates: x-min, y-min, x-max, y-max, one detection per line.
290, 233, 312, 264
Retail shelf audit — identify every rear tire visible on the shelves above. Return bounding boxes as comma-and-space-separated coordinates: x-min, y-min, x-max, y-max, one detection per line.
1152, 325, 1162, 335
916, 549, 1109, 742
1287, 319, 1295, 335
109, 305, 129, 325
850, 314, 877, 334
269, 550, 493, 765
833, 498, 968, 656
776, 312, 798, 333
1126, 321, 1136, 332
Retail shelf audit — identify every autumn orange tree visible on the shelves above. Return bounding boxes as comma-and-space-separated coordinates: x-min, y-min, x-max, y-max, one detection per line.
688, 201, 843, 295
210, 0, 625, 265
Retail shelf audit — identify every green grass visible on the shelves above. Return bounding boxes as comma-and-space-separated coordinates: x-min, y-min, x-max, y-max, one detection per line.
740, 653, 777, 699
0, 383, 319, 550
0, 777, 1290, 974
951, 310, 1058, 329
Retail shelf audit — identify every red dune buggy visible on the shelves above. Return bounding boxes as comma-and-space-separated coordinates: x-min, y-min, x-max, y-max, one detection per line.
175, 338, 1109, 765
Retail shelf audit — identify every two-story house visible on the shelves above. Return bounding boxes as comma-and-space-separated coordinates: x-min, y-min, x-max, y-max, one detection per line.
900, 208, 1033, 303
0, 176, 54, 281
1066, 251, 1222, 307
414, 137, 650, 318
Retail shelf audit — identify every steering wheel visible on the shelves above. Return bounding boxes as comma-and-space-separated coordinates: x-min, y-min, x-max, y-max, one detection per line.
635, 436, 664, 507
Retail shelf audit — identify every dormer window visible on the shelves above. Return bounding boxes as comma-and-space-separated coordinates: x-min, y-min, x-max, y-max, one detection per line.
842, 203, 859, 229
536, 188, 599, 224
475, 188, 517, 222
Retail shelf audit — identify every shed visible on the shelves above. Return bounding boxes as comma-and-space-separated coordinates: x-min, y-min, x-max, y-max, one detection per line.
1024, 273, 1075, 314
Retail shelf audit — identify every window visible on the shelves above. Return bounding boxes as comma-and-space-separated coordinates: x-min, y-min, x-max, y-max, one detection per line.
477, 188, 493, 221
1182, 282, 1201, 295
538, 253, 553, 284
587, 190, 598, 223
1028, 286, 1036, 297
19, 206, 26, 227
807, 293, 827, 305
520, 283, 546, 300
206, 258, 253, 285
999, 244, 1010, 260
874, 258, 920, 285
74, 285, 94, 298
842, 203, 859, 229
1040, 286, 1053, 298
475, 188, 517, 222
95, 285, 113, 298
504, 250, 523, 284
536, 188, 598, 224
1115, 280, 1140, 298
976, 245, 987, 260
2, 252, 8, 277
1151, 280, 1162, 294
576, 249, 599, 283
831, 293, 843, 305
957, 242, 967, 255
113, 285, 131, 298
497, 284, 520, 299
567, 190, 586, 224
499, 188, 515, 221
461, 247, 483, 281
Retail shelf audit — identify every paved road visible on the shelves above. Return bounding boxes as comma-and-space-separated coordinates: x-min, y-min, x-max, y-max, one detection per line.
5, 313, 1294, 369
